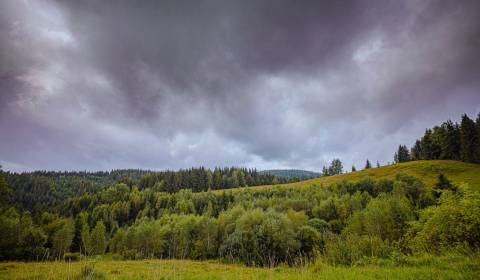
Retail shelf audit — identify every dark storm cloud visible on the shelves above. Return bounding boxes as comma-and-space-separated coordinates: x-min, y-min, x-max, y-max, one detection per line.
1, 0, 479, 171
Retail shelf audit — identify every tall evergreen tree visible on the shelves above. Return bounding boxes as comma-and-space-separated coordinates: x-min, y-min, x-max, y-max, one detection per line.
440, 120, 461, 160
460, 114, 478, 163
410, 140, 422, 160
365, 159, 371, 169
394, 145, 411, 163
421, 129, 434, 160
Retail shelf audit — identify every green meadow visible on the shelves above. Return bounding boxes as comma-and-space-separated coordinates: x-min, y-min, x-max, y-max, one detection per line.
1, 253, 479, 280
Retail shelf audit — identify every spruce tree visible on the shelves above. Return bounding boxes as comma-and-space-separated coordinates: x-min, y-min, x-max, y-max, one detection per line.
441, 120, 461, 160
365, 159, 371, 169
460, 114, 478, 163
394, 145, 411, 163
411, 140, 422, 160
421, 129, 434, 160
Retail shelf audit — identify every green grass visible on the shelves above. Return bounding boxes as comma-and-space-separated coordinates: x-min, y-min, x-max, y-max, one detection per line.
223, 160, 480, 193
1, 254, 479, 279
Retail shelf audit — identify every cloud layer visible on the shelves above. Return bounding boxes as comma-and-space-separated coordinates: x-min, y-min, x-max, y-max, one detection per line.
1, 0, 480, 172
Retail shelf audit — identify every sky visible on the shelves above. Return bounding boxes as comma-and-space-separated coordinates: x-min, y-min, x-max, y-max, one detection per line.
1, 0, 480, 172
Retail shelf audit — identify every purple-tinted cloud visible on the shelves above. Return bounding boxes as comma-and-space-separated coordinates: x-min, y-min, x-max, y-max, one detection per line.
1, 0, 479, 172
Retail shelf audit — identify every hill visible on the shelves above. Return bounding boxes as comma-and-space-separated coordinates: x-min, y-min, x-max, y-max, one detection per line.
231, 160, 480, 192
260, 169, 320, 180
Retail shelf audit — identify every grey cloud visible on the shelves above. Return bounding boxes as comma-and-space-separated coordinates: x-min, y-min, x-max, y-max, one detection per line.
1, 0, 479, 171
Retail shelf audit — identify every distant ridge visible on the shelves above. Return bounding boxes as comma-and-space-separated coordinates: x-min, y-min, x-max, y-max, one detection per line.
260, 169, 320, 180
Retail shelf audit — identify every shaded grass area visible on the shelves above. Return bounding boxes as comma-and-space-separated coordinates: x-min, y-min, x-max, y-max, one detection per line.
227, 160, 480, 193
1, 254, 479, 280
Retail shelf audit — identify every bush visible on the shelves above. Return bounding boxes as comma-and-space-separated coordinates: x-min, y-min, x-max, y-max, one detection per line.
324, 234, 392, 265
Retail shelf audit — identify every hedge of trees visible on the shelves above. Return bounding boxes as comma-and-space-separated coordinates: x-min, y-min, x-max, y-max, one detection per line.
394, 113, 480, 163
1, 166, 479, 266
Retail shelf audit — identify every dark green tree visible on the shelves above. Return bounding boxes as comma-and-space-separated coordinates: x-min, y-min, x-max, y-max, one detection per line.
440, 120, 461, 160
90, 221, 107, 255
365, 159, 372, 169
394, 145, 411, 163
328, 159, 343, 175
411, 140, 422, 160
460, 114, 478, 163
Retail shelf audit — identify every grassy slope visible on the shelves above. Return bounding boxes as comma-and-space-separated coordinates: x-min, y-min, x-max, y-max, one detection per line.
1, 255, 479, 280
226, 160, 480, 193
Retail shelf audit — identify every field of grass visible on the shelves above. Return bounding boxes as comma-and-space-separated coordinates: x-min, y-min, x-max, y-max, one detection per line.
225, 160, 480, 193
1, 254, 479, 280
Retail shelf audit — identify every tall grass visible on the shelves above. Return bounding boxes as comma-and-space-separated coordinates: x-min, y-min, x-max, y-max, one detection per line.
1, 254, 478, 280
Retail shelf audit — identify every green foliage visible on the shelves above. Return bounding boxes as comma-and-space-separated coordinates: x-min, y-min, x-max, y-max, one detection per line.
260, 169, 320, 180
90, 221, 107, 255
400, 113, 480, 163
1, 160, 479, 268
0, 208, 47, 260
409, 185, 480, 254
394, 145, 411, 163
52, 218, 75, 259
322, 159, 343, 176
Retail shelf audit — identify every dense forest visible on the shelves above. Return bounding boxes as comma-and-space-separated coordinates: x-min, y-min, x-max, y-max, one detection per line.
1, 167, 294, 213
260, 169, 320, 180
0, 113, 479, 266
394, 113, 480, 164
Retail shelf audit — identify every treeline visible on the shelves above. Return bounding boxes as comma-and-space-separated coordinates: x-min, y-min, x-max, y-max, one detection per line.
138, 167, 293, 192
3, 167, 294, 213
260, 169, 320, 180
1, 167, 479, 266
394, 113, 480, 163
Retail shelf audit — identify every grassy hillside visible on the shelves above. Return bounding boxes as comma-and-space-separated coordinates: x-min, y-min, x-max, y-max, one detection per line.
232, 160, 480, 193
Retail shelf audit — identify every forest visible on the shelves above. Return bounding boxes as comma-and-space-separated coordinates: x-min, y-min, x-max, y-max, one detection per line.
0, 113, 479, 269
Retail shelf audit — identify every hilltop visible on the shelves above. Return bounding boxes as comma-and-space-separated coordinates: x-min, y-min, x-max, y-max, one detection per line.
233, 160, 480, 192
260, 169, 320, 180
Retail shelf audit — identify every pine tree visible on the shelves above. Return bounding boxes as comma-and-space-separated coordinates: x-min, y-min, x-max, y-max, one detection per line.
441, 120, 461, 160
365, 159, 371, 169
411, 140, 422, 160
460, 114, 478, 163
394, 145, 411, 163
421, 129, 434, 160
351, 165, 356, 172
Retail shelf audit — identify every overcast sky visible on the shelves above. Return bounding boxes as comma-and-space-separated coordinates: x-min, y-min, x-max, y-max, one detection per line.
1, 0, 480, 172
